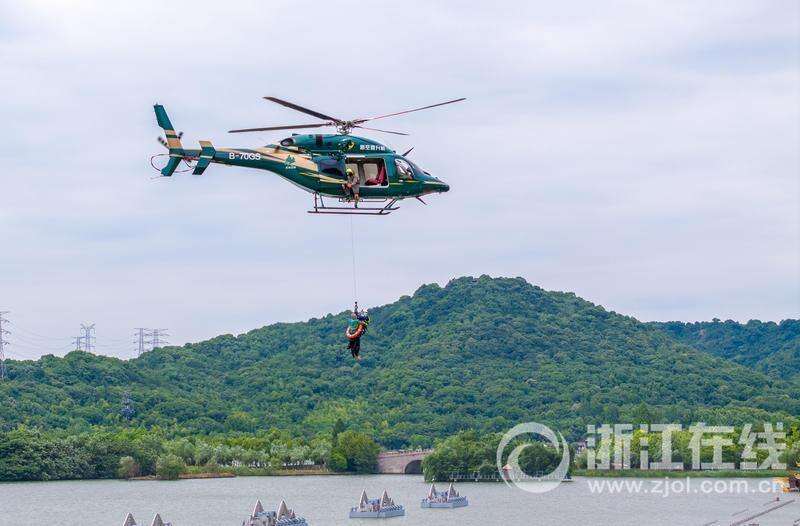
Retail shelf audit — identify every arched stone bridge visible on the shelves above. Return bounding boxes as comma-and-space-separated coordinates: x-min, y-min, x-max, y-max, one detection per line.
377, 449, 433, 474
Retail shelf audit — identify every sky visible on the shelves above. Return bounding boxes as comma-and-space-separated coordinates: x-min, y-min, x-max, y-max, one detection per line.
0, 0, 798, 360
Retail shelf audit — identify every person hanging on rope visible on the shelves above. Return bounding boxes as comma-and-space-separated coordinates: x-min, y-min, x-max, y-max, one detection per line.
345, 303, 370, 361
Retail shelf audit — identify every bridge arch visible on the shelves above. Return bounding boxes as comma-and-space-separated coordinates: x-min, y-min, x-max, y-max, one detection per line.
377, 449, 433, 474
403, 459, 423, 474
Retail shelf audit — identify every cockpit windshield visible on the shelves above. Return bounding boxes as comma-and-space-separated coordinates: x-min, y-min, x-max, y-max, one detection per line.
406, 158, 437, 181
393, 155, 440, 182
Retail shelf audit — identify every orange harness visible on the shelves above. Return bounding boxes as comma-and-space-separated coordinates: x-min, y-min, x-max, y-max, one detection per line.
345, 323, 365, 341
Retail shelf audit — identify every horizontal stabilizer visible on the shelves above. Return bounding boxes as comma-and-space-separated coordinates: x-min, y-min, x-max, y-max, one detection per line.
193, 140, 216, 175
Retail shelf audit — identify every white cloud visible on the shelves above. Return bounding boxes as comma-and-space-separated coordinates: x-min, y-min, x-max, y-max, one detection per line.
1, 0, 797, 357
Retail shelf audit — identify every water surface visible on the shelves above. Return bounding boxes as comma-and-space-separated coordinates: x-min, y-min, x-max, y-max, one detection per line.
0, 475, 794, 525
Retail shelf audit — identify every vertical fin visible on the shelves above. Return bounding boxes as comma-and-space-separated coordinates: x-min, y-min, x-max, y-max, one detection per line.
153, 104, 186, 177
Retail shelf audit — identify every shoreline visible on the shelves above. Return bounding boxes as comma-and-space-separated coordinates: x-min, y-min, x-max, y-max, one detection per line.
2, 470, 789, 484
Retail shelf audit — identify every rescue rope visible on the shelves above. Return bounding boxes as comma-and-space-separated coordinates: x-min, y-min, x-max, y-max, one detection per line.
149, 153, 194, 174
350, 215, 358, 307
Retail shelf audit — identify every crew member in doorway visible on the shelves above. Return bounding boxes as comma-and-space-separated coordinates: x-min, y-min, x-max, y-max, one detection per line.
343, 167, 360, 205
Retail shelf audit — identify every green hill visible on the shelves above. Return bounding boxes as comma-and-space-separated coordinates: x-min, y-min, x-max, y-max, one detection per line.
650, 319, 800, 379
1, 276, 796, 445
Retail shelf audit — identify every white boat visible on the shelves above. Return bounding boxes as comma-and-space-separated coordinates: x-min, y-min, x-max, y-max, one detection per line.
121, 513, 173, 526
420, 483, 469, 509
244, 499, 308, 526
349, 489, 405, 518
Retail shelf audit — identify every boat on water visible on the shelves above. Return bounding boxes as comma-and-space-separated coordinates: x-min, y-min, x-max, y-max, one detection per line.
349, 489, 405, 518
420, 483, 468, 509
244, 499, 308, 526
122, 513, 172, 526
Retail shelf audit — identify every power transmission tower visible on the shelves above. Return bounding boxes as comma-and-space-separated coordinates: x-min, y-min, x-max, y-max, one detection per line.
151, 329, 169, 349
80, 323, 95, 353
133, 328, 152, 357
73, 335, 84, 351
0, 311, 10, 381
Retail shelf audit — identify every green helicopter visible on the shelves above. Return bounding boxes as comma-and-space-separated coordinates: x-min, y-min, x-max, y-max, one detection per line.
152, 96, 463, 215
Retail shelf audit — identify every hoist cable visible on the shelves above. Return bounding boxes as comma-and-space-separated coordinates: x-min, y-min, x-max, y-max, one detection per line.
350, 215, 358, 307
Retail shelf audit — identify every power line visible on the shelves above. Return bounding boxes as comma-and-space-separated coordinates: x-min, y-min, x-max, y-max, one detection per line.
5, 321, 71, 342
9, 339, 73, 353
5, 330, 73, 349
5, 348, 43, 360
0, 311, 9, 381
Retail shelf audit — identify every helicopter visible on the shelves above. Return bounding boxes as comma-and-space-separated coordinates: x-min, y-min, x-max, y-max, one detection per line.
152, 96, 464, 215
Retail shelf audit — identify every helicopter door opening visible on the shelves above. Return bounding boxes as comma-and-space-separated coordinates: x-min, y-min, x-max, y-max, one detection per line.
346, 157, 388, 187
317, 155, 346, 178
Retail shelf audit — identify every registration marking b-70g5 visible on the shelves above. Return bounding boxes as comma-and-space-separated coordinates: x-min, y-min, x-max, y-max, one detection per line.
228, 152, 261, 160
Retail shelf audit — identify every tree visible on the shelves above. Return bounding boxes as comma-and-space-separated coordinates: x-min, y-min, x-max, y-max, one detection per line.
422, 431, 500, 482
328, 450, 347, 472
518, 442, 562, 475
782, 445, 800, 469
195, 441, 215, 466
166, 438, 195, 464
332, 418, 346, 443
117, 456, 140, 479
330, 431, 379, 473
155, 454, 185, 480
0, 276, 797, 445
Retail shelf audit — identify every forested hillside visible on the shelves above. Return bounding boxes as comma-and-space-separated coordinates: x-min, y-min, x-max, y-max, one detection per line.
651, 319, 800, 379
1, 276, 797, 446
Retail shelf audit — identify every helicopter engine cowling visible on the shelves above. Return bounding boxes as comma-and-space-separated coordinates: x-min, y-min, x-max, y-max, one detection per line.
278, 134, 394, 155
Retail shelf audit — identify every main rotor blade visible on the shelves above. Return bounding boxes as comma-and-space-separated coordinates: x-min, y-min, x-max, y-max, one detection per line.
228, 123, 330, 133
354, 125, 409, 136
354, 97, 466, 123
264, 96, 341, 123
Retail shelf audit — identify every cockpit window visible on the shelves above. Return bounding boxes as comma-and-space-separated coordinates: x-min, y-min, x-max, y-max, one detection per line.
395, 158, 414, 180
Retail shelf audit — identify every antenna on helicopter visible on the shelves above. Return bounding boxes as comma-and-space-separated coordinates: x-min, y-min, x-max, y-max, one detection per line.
229, 97, 466, 136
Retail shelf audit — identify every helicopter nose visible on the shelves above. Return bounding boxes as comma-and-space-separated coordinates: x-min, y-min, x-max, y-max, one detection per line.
439, 182, 450, 192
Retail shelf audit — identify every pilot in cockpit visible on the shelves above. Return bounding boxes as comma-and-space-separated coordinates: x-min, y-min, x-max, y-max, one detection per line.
395, 158, 414, 180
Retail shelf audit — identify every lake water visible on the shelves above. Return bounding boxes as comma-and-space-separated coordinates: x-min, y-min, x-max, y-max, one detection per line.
0, 475, 796, 525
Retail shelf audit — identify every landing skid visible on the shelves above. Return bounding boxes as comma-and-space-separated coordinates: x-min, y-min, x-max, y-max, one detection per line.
308, 194, 399, 216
